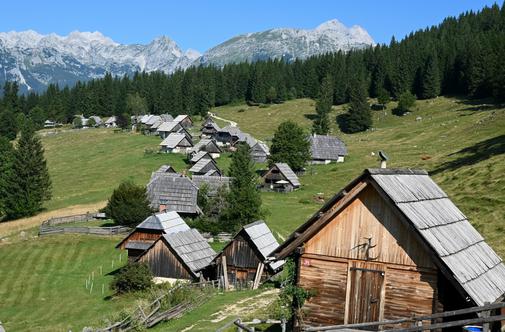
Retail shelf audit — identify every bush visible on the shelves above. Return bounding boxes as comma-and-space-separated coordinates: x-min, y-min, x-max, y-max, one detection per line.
103, 181, 152, 227
394, 91, 416, 116
111, 262, 153, 294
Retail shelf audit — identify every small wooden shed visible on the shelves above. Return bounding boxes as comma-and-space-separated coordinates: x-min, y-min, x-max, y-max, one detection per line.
262, 163, 300, 192
212, 221, 284, 286
137, 228, 216, 281
146, 172, 201, 216
273, 168, 505, 329
173, 114, 193, 128
116, 211, 190, 261
309, 133, 348, 164
201, 118, 221, 138
189, 158, 222, 176
250, 142, 270, 163
157, 121, 182, 139
190, 138, 222, 158
159, 133, 193, 153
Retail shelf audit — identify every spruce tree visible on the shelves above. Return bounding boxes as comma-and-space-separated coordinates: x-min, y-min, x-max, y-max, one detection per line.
4, 123, 52, 219
221, 143, 262, 231
338, 80, 372, 133
420, 54, 441, 99
270, 121, 311, 171
0, 137, 14, 217
0, 108, 18, 140
313, 75, 333, 135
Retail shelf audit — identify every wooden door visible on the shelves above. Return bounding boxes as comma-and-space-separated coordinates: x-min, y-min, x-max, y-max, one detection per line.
347, 266, 384, 326
236, 269, 248, 282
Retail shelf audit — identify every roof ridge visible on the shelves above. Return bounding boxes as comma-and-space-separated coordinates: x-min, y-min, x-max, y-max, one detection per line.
367, 168, 428, 175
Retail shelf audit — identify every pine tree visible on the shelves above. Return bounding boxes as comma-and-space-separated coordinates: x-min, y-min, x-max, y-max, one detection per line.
221, 143, 262, 232
270, 121, 311, 171
313, 75, 333, 134
338, 79, 372, 133
395, 91, 417, 115
4, 123, 52, 219
0, 137, 14, 217
420, 53, 441, 99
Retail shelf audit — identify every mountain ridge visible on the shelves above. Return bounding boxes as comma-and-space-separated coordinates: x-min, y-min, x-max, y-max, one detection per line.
0, 19, 374, 92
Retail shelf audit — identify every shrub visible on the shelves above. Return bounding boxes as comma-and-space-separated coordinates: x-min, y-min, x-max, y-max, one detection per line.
111, 262, 153, 294
103, 181, 152, 227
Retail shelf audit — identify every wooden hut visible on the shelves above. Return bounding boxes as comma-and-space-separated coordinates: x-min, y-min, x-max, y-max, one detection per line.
137, 229, 216, 281
192, 175, 232, 197
309, 133, 348, 164
190, 138, 222, 158
173, 114, 193, 128
157, 121, 182, 139
201, 118, 221, 138
189, 158, 222, 176
250, 142, 270, 163
159, 133, 193, 153
212, 221, 284, 287
116, 211, 190, 261
262, 163, 300, 192
273, 168, 505, 329
146, 172, 201, 216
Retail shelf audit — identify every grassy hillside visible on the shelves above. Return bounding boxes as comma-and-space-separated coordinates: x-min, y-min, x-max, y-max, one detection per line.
0, 235, 129, 331
213, 97, 505, 254
35, 97, 504, 256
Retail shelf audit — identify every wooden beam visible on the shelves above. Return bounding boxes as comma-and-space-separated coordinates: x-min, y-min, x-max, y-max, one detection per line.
276, 181, 368, 259
252, 262, 264, 290
221, 256, 229, 291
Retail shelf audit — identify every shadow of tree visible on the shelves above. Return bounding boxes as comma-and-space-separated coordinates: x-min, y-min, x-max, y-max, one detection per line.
304, 114, 317, 121
431, 135, 505, 174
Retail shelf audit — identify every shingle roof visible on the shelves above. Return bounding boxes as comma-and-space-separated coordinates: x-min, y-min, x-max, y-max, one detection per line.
190, 151, 212, 164
189, 158, 220, 175
89, 115, 102, 125
243, 221, 284, 271
159, 133, 189, 148
239, 133, 257, 147
137, 211, 190, 234
147, 173, 200, 214
141, 115, 152, 124
163, 229, 216, 275
173, 114, 190, 124
220, 125, 243, 137
160, 114, 174, 122
273, 163, 301, 187
190, 138, 222, 154
150, 119, 164, 130
309, 134, 348, 160
155, 165, 177, 174
192, 175, 232, 196
251, 142, 270, 156
125, 241, 154, 251
157, 121, 180, 133
146, 115, 161, 126
367, 168, 505, 306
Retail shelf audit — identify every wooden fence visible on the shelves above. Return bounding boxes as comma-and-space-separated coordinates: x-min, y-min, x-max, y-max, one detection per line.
98, 281, 218, 331
39, 213, 130, 236
302, 301, 505, 332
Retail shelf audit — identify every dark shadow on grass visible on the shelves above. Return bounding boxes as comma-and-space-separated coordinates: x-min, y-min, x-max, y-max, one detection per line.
431, 135, 505, 175
106, 267, 123, 276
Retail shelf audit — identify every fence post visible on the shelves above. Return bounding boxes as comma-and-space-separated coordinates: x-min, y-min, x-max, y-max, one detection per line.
483, 302, 490, 332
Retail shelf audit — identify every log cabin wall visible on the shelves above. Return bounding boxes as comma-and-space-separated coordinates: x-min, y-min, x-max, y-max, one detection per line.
219, 233, 267, 283
298, 185, 439, 327
138, 239, 192, 280
118, 229, 161, 249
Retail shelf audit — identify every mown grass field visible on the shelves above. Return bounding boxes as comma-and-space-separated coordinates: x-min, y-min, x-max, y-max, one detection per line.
0, 235, 130, 331
0, 96, 503, 331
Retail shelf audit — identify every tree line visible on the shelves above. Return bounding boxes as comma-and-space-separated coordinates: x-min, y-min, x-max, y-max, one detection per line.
0, 3, 504, 132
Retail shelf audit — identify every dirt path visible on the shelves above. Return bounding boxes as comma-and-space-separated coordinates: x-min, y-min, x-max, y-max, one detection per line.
209, 112, 238, 127
0, 201, 106, 238
210, 288, 279, 323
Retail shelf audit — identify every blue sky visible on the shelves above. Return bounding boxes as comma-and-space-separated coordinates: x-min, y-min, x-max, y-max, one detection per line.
1, 0, 499, 52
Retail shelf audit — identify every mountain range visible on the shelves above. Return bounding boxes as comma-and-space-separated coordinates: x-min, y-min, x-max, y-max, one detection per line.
0, 20, 374, 92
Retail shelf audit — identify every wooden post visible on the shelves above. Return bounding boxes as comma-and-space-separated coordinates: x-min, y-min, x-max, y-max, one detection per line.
222, 256, 229, 291
482, 302, 490, 332
281, 318, 286, 332
252, 262, 264, 290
